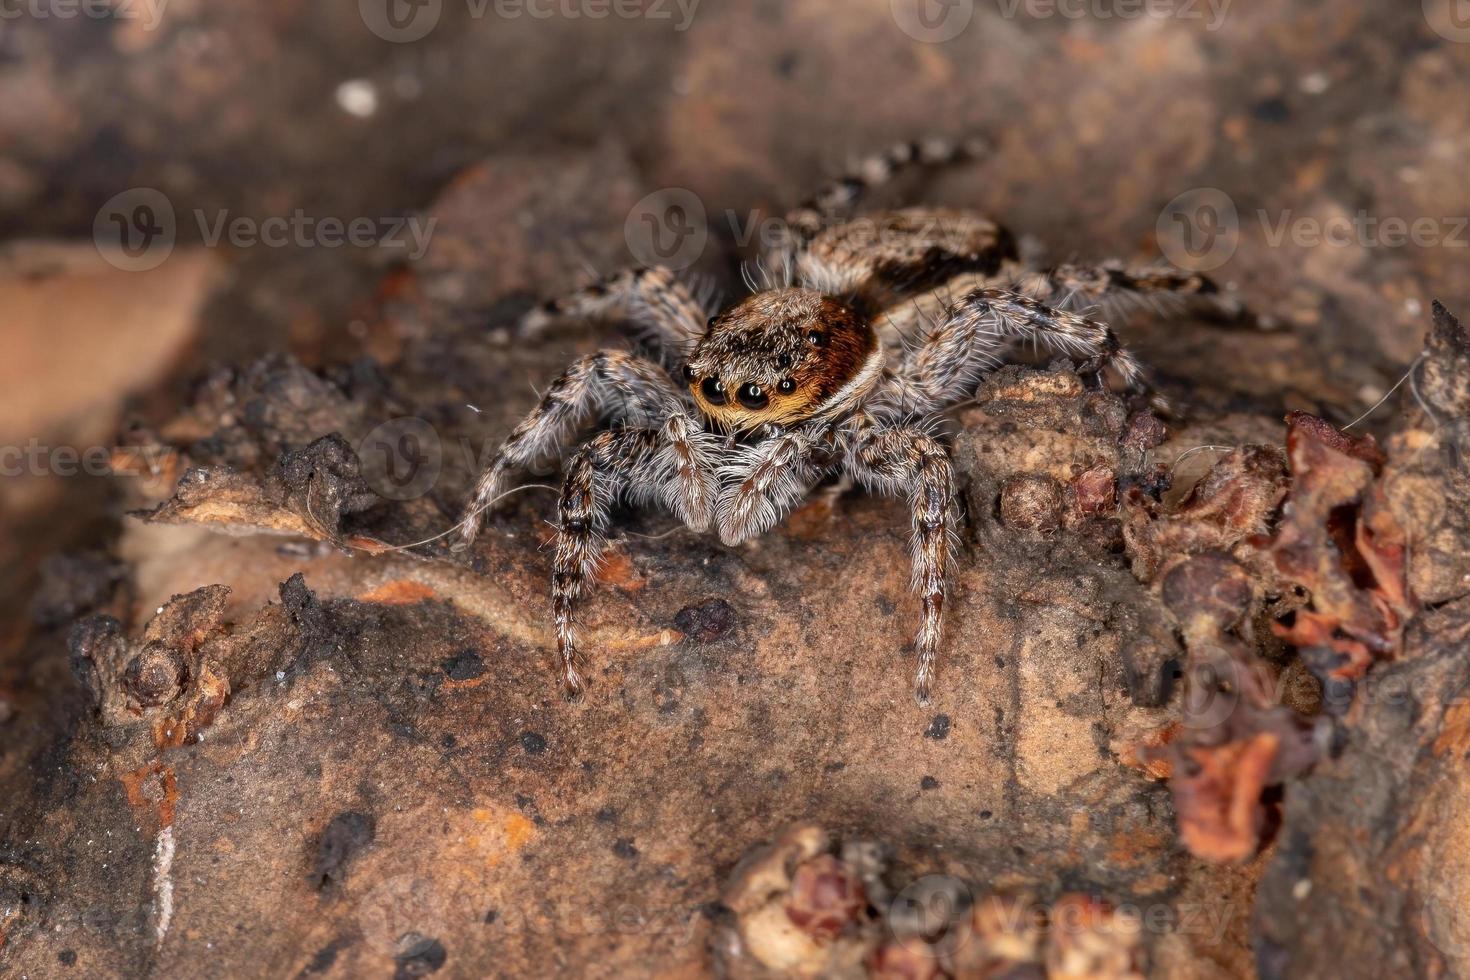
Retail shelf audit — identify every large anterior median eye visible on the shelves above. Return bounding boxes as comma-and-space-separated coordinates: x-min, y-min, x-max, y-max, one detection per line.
737, 383, 768, 410
701, 377, 727, 405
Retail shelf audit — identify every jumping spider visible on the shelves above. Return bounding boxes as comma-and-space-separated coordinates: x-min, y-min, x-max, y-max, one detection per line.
461, 137, 1220, 703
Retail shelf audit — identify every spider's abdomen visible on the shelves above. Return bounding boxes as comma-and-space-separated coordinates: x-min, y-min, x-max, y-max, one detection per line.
800, 207, 1016, 302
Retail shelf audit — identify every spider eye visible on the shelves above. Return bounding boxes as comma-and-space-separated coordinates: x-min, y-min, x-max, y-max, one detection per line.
807, 331, 828, 348
681, 364, 696, 383
778, 378, 796, 395
707, 316, 719, 329
776, 352, 793, 369
737, 383, 768, 410
701, 377, 727, 405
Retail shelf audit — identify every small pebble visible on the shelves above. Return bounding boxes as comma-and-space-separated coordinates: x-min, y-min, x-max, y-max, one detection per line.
1299, 72, 1330, 95
335, 79, 379, 118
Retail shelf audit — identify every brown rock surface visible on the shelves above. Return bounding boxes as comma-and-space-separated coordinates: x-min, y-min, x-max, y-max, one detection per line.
4, 2, 1470, 978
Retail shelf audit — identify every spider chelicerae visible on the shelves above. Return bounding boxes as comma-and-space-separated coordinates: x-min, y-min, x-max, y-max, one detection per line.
460, 137, 1222, 703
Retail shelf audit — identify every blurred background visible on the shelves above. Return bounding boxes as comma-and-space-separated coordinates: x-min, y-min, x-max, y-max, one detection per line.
2, 0, 1467, 659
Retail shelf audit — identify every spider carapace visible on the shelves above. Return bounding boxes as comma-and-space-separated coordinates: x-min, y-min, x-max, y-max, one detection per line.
687, 291, 882, 430
460, 137, 1221, 703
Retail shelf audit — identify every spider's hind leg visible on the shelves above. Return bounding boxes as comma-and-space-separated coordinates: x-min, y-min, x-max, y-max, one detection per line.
1010, 262, 1242, 324
768, 137, 991, 275
784, 136, 990, 243
518, 265, 708, 362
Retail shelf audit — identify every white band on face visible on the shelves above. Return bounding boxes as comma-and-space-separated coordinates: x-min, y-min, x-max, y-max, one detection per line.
814, 343, 886, 421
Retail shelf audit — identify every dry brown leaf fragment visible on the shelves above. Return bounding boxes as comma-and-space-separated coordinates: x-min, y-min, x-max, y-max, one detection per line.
1045, 894, 1146, 980
1171, 732, 1280, 863
1121, 446, 1289, 583
786, 853, 868, 941
1269, 412, 1414, 688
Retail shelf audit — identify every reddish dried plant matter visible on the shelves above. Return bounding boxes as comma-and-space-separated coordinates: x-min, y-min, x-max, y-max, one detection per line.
786, 854, 868, 941
1269, 412, 1414, 689
1171, 732, 1281, 864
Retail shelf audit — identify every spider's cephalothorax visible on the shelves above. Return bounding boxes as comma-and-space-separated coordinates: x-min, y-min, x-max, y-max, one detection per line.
461, 137, 1227, 703
687, 290, 882, 431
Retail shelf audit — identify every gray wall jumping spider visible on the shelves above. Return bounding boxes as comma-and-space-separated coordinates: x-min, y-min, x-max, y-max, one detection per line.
461, 137, 1219, 704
